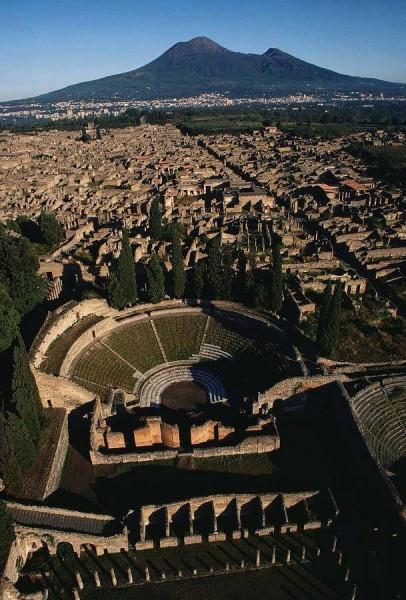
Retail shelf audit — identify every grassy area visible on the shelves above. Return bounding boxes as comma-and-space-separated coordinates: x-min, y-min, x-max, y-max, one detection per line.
281, 121, 363, 139
194, 453, 275, 476
177, 113, 264, 135
348, 142, 406, 189
41, 314, 103, 375
336, 296, 406, 363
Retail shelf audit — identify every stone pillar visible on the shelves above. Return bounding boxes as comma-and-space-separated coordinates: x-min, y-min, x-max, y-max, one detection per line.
271, 546, 276, 565
301, 546, 306, 561
110, 568, 117, 586
286, 549, 291, 564
145, 565, 150, 582
127, 567, 133, 584
75, 571, 84, 590
188, 503, 194, 535
93, 570, 101, 587
256, 550, 261, 567
165, 507, 170, 538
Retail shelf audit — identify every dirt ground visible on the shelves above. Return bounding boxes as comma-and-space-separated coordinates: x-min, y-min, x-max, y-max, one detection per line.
161, 381, 208, 409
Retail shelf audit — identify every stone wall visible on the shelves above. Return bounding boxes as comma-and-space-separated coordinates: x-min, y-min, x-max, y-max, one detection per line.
33, 370, 94, 410
39, 409, 69, 500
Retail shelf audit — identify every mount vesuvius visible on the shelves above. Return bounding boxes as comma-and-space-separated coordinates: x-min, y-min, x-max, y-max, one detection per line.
17, 37, 406, 103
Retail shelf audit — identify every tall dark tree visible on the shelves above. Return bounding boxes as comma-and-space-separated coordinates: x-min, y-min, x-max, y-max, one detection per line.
221, 246, 234, 300
149, 197, 163, 241
317, 283, 342, 357
116, 230, 137, 305
38, 212, 64, 246
317, 283, 333, 353
235, 250, 247, 301
0, 285, 20, 352
146, 254, 165, 304
0, 229, 45, 316
269, 234, 283, 313
171, 229, 186, 299
11, 336, 45, 446
5, 413, 37, 471
106, 272, 126, 310
206, 237, 223, 300
191, 261, 206, 299
0, 500, 15, 567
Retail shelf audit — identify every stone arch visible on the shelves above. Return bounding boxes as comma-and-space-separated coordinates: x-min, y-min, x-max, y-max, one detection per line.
80, 542, 97, 555
56, 541, 75, 559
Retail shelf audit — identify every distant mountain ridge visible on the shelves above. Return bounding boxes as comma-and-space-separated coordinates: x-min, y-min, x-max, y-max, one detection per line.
13, 36, 406, 103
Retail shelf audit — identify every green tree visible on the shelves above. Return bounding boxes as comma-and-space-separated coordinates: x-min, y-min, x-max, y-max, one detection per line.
0, 285, 20, 352
38, 212, 63, 246
221, 246, 234, 300
0, 500, 15, 566
116, 230, 137, 305
5, 413, 37, 471
206, 237, 223, 300
269, 234, 283, 313
317, 283, 342, 357
11, 336, 44, 446
191, 261, 206, 299
171, 229, 186, 299
146, 254, 165, 303
149, 197, 162, 241
0, 228, 45, 316
235, 250, 247, 301
106, 272, 126, 310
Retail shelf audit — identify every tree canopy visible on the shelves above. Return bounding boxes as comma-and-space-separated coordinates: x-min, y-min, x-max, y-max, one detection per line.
39, 211, 64, 246
0, 228, 45, 316
146, 254, 165, 303
149, 197, 163, 241
0, 285, 20, 352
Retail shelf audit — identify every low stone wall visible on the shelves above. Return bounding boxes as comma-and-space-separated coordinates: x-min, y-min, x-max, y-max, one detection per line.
39, 409, 69, 500
90, 432, 279, 465
254, 374, 350, 411
31, 299, 112, 368
33, 369, 94, 410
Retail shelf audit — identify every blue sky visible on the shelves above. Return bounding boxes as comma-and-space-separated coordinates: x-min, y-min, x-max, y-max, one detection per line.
1, 0, 406, 101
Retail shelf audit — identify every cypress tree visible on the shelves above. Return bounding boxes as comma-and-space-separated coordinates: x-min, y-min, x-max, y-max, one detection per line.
0, 500, 15, 566
106, 272, 126, 310
146, 254, 165, 304
191, 261, 206, 299
6, 413, 36, 471
171, 229, 186, 299
149, 197, 162, 241
11, 336, 44, 446
235, 250, 247, 302
269, 234, 283, 313
317, 283, 333, 353
116, 230, 137, 305
221, 246, 234, 300
0, 285, 20, 352
206, 237, 223, 300
317, 283, 342, 357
